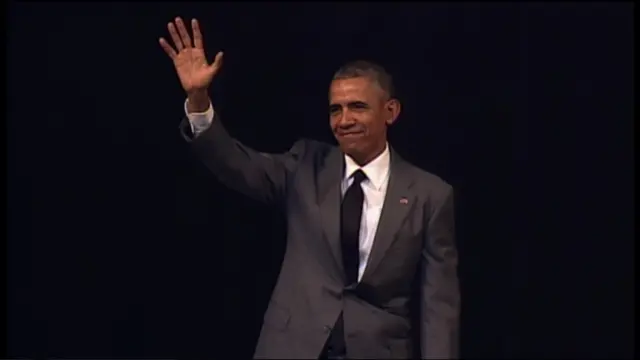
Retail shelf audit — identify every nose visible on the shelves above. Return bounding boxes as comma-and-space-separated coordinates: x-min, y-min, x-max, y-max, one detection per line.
336, 111, 356, 128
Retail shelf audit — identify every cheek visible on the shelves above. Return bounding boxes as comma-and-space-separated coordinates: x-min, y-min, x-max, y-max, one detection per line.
363, 117, 383, 133
329, 117, 338, 130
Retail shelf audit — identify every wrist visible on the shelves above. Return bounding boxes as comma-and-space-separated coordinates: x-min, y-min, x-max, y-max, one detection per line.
187, 90, 211, 113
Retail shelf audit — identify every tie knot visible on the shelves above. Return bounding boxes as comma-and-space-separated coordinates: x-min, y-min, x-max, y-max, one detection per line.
351, 169, 367, 185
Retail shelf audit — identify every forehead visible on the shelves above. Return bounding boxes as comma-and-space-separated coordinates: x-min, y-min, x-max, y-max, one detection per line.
329, 77, 384, 104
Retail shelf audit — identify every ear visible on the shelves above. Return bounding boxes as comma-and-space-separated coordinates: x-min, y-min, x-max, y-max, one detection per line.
385, 98, 401, 126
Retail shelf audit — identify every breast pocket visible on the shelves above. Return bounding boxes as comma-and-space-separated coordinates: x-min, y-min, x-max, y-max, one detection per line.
263, 301, 291, 331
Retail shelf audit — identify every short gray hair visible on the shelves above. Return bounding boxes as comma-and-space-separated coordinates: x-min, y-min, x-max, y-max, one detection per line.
332, 60, 395, 99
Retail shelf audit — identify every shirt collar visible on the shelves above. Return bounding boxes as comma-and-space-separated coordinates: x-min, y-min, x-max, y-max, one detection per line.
344, 143, 391, 191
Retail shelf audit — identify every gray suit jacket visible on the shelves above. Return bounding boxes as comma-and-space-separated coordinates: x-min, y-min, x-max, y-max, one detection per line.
180, 116, 460, 359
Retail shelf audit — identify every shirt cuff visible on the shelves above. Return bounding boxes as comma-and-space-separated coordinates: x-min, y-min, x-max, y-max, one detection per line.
184, 98, 215, 136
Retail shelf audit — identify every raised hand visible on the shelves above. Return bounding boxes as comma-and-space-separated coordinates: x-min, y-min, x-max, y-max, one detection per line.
159, 17, 223, 95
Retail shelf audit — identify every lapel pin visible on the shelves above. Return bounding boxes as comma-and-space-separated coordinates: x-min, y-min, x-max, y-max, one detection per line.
400, 197, 408, 205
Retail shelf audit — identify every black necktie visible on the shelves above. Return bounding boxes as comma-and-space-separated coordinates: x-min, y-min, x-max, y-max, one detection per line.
341, 169, 367, 286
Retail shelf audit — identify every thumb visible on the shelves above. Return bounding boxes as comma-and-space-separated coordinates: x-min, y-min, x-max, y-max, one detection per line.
208, 51, 224, 77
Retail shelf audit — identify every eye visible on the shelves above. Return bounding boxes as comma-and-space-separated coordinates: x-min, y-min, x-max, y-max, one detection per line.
349, 102, 369, 111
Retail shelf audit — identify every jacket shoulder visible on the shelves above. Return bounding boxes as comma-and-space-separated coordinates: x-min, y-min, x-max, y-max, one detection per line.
292, 138, 337, 162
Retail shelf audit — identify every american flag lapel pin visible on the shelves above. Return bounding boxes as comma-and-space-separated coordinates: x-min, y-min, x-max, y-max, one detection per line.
400, 197, 409, 205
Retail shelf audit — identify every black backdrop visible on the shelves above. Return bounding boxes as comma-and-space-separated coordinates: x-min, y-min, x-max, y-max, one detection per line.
8, 2, 634, 359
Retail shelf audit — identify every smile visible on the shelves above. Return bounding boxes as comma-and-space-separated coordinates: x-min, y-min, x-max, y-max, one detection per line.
340, 131, 364, 138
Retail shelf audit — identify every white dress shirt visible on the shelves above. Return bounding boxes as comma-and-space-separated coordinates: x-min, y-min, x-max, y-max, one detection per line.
185, 100, 391, 281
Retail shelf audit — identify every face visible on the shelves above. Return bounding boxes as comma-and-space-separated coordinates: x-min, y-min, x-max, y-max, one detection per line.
329, 77, 400, 164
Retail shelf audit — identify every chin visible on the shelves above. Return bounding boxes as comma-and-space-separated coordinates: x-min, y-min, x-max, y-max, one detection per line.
339, 142, 365, 158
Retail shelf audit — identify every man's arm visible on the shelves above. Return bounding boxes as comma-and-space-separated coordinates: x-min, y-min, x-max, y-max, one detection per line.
158, 17, 304, 205
179, 98, 305, 205
420, 185, 461, 359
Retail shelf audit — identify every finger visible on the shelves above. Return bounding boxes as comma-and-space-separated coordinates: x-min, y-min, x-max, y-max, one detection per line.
159, 37, 177, 59
175, 17, 192, 48
167, 22, 183, 51
209, 51, 224, 76
212, 51, 223, 68
192, 18, 203, 49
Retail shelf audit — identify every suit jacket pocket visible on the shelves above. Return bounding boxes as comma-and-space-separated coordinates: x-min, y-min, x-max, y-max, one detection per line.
263, 301, 291, 331
387, 337, 413, 359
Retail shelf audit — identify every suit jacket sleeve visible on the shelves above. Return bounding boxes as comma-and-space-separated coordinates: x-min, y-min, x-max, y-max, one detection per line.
420, 185, 460, 359
179, 114, 305, 205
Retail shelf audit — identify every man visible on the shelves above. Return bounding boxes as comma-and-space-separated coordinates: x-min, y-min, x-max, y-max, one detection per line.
160, 17, 460, 359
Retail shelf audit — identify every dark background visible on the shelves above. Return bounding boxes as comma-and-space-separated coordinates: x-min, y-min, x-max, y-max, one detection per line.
7, 2, 633, 359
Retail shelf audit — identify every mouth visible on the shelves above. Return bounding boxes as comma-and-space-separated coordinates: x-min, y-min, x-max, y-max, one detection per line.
339, 131, 365, 138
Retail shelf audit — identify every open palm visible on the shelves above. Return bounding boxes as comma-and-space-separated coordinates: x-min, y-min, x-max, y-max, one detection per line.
159, 17, 223, 94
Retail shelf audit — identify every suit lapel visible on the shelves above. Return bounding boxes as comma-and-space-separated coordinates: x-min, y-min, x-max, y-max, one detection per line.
362, 148, 416, 282
316, 146, 416, 284
316, 147, 346, 283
